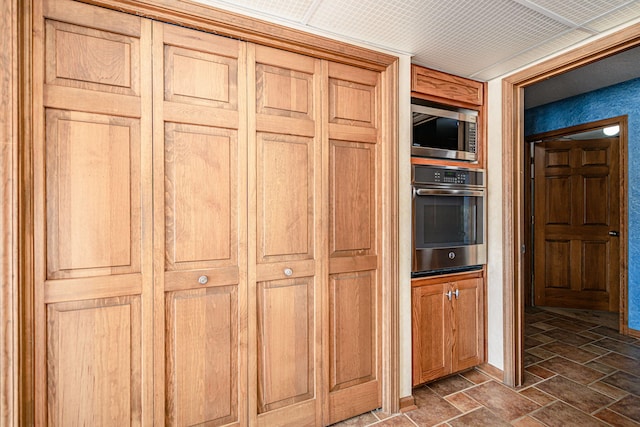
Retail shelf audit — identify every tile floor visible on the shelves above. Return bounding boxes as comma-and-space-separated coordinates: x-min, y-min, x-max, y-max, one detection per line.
331, 306, 640, 426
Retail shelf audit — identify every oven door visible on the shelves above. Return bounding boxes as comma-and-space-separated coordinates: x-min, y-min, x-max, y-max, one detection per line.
412, 187, 486, 275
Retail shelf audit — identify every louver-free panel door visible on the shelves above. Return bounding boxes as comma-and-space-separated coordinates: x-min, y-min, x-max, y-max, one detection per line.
36, 1, 153, 425
250, 44, 322, 426
153, 22, 247, 426
327, 62, 381, 424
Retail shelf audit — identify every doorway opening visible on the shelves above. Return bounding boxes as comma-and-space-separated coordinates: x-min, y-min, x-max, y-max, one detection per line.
523, 118, 627, 333
501, 22, 640, 387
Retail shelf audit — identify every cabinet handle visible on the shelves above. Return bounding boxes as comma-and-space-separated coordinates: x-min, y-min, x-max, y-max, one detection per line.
283, 268, 293, 277
198, 275, 209, 285
454, 289, 459, 299
446, 290, 452, 301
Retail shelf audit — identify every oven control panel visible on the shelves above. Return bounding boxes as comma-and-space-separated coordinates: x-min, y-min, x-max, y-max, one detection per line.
412, 165, 484, 187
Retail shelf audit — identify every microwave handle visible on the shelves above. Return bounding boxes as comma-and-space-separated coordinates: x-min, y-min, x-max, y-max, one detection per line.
413, 188, 484, 197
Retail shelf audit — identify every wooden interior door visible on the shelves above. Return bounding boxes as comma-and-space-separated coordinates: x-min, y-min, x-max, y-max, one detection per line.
153, 22, 247, 426
326, 62, 381, 424
249, 44, 322, 426
534, 136, 620, 311
36, 1, 153, 424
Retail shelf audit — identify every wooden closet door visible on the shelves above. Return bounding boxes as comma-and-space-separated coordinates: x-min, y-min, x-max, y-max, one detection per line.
326, 62, 382, 424
249, 44, 322, 426
152, 23, 247, 426
35, 1, 153, 425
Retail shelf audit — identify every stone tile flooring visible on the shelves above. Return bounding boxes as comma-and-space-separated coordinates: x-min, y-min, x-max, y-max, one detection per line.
330, 307, 640, 426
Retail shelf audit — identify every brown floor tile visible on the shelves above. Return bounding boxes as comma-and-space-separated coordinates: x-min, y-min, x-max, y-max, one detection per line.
535, 376, 613, 413
460, 369, 490, 384
591, 326, 638, 343
525, 336, 545, 348
526, 347, 555, 361
427, 375, 474, 397
544, 318, 594, 332
540, 329, 593, 346
447, 407, 511, 427
511, 415, 547, 426
525, 324, 545, 336
372, 408, 394, 421
540, 342, 598, 363
372, 415, 416, 427
463, 381, 540, 421
536, 356, 605, 384
596, 352, 640, 374
601, 371, 640, 395
329, 412, 379, 426
520, 371, 543, 388
407, 387, 461, 426
445, 392, 481, 412
524, 352, 542, 366
607, 394, 640, 421
594, 408, 640, 427
579, 331, 608, 341
530, 321, 556, 331
525, 364, 555, 379
592, 338, 640, 359
531, 401, 609, 427
519, 387, 556, 406
589, 380, 630, 399
585, 360, 619, 374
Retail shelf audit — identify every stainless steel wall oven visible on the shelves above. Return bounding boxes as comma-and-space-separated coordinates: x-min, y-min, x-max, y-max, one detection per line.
412, 164, 486, 276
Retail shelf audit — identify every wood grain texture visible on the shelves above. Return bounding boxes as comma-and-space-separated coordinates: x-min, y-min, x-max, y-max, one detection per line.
1, 0, 17, 424
411, 64, 483, 106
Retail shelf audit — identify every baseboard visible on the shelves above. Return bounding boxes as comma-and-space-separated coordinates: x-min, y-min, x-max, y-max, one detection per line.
477, 363, 504, 381
399, 395, 417, 412
627, 327, 640, 339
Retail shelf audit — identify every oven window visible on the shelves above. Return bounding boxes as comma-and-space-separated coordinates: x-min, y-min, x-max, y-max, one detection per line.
414, 194, 483, 248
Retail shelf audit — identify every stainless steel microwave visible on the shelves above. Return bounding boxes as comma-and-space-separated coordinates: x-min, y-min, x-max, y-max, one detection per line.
411, 98, 478, 162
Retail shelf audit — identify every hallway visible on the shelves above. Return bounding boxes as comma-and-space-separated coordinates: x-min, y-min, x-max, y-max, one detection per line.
332, 307, 640, 426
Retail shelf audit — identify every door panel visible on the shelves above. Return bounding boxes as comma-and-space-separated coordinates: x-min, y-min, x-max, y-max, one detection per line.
251, 44, 321, 427
165, 287, 239, 426
452, 278, 483, 372
153, 22, 246, 426
327, 62, 381, 424
47, 297, 142, 426
411, 283, 449, 386
257, 278, 314, 413
534, 137, 620, 311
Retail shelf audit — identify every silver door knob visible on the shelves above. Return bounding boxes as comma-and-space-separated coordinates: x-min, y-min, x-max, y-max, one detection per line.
198, 275, 209, 285
283, 268, 293, 277
609, 231, 620, 237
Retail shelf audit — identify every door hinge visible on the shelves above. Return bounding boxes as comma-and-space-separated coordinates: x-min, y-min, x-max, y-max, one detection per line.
531, 215, 534, 225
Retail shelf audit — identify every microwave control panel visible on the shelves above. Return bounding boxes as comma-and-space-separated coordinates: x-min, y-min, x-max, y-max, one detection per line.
413, 165, 484, 187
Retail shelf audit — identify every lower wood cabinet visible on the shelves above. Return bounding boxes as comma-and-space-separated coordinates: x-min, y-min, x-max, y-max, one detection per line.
411, 270, 485, 386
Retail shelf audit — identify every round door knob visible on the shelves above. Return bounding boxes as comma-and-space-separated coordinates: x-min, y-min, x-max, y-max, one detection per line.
198, 275, 209, 285
283, 268, 293, 277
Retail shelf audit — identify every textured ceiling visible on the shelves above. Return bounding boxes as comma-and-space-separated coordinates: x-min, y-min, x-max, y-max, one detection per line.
191, 0, 640, 81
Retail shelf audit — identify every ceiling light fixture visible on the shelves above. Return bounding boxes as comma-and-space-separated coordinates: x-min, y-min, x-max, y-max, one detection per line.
603, 125, 620, 136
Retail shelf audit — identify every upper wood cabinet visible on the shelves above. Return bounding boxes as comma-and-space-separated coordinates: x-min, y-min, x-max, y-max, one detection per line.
411, 64, 484, 107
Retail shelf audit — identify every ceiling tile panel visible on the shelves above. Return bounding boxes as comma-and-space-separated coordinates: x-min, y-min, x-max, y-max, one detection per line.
308, 0, 571, 77
196, 0, 315, 22
585, 1, 640, 31
526, 0, 631, 25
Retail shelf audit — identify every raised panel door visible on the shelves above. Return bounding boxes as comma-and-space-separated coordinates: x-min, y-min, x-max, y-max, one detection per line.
36, 2, 153, 424
250, 44, 322, 427
153, 22, 246, 426
327, 61, 381, 424
451, 278, 483, 372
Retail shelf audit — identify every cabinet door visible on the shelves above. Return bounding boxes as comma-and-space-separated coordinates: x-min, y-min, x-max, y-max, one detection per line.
250, 44, 322, 426
452, 278, 484, 372
37, 2, 153, 424
153, 22, 247, 426
327, 62, 382, 424
412, 283, 451, 386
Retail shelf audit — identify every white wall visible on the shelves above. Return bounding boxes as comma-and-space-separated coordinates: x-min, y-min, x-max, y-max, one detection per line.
486, 79, 504, 370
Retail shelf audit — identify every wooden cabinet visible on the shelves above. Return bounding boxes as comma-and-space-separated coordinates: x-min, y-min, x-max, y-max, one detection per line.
30, 1, 392, 425
412, 271, 485, 386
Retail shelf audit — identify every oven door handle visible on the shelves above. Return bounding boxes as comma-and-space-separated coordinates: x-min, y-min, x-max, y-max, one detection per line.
413, 188, 485, 197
